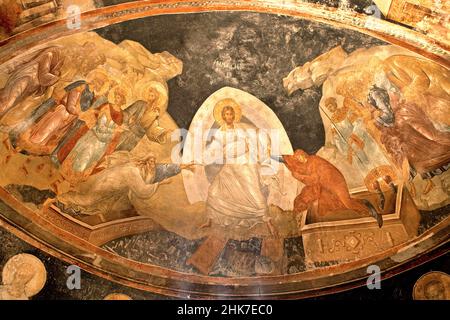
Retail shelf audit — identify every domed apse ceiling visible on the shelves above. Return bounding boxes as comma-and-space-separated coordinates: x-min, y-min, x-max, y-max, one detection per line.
0, 1, 448, 299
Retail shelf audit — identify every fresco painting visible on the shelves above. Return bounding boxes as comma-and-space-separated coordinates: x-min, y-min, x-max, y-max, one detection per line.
0, 0, 448, 299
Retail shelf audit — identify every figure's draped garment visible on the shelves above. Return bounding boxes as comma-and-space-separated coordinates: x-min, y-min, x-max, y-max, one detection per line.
205, 123, 269, 228
380, 102, 450, 178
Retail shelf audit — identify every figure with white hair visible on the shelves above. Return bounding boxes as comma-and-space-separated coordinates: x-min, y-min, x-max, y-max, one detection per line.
54, 152, 194, 216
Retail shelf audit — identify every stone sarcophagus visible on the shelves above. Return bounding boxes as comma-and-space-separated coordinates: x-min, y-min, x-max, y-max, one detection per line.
300, 185, 421, 268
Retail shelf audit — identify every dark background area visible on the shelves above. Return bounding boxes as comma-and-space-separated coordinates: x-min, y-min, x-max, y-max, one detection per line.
96, 12, 385, 154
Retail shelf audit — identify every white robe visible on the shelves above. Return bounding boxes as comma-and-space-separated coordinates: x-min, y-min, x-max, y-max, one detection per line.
205, 123, 269, 228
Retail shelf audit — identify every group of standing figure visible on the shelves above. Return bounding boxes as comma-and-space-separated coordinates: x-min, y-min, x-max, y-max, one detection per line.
0, 46, 169, 184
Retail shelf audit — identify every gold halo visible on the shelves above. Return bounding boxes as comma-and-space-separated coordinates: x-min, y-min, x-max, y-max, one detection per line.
86, 68, 118, 97
364, 165, 398, 192
134, 80, 168, 111
213, 98, 242, 125
108, 84, 131, 109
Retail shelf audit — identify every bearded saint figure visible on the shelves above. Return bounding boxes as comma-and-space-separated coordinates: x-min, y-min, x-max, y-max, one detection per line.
200, 98, 276, 234
55, 152, 194, 216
